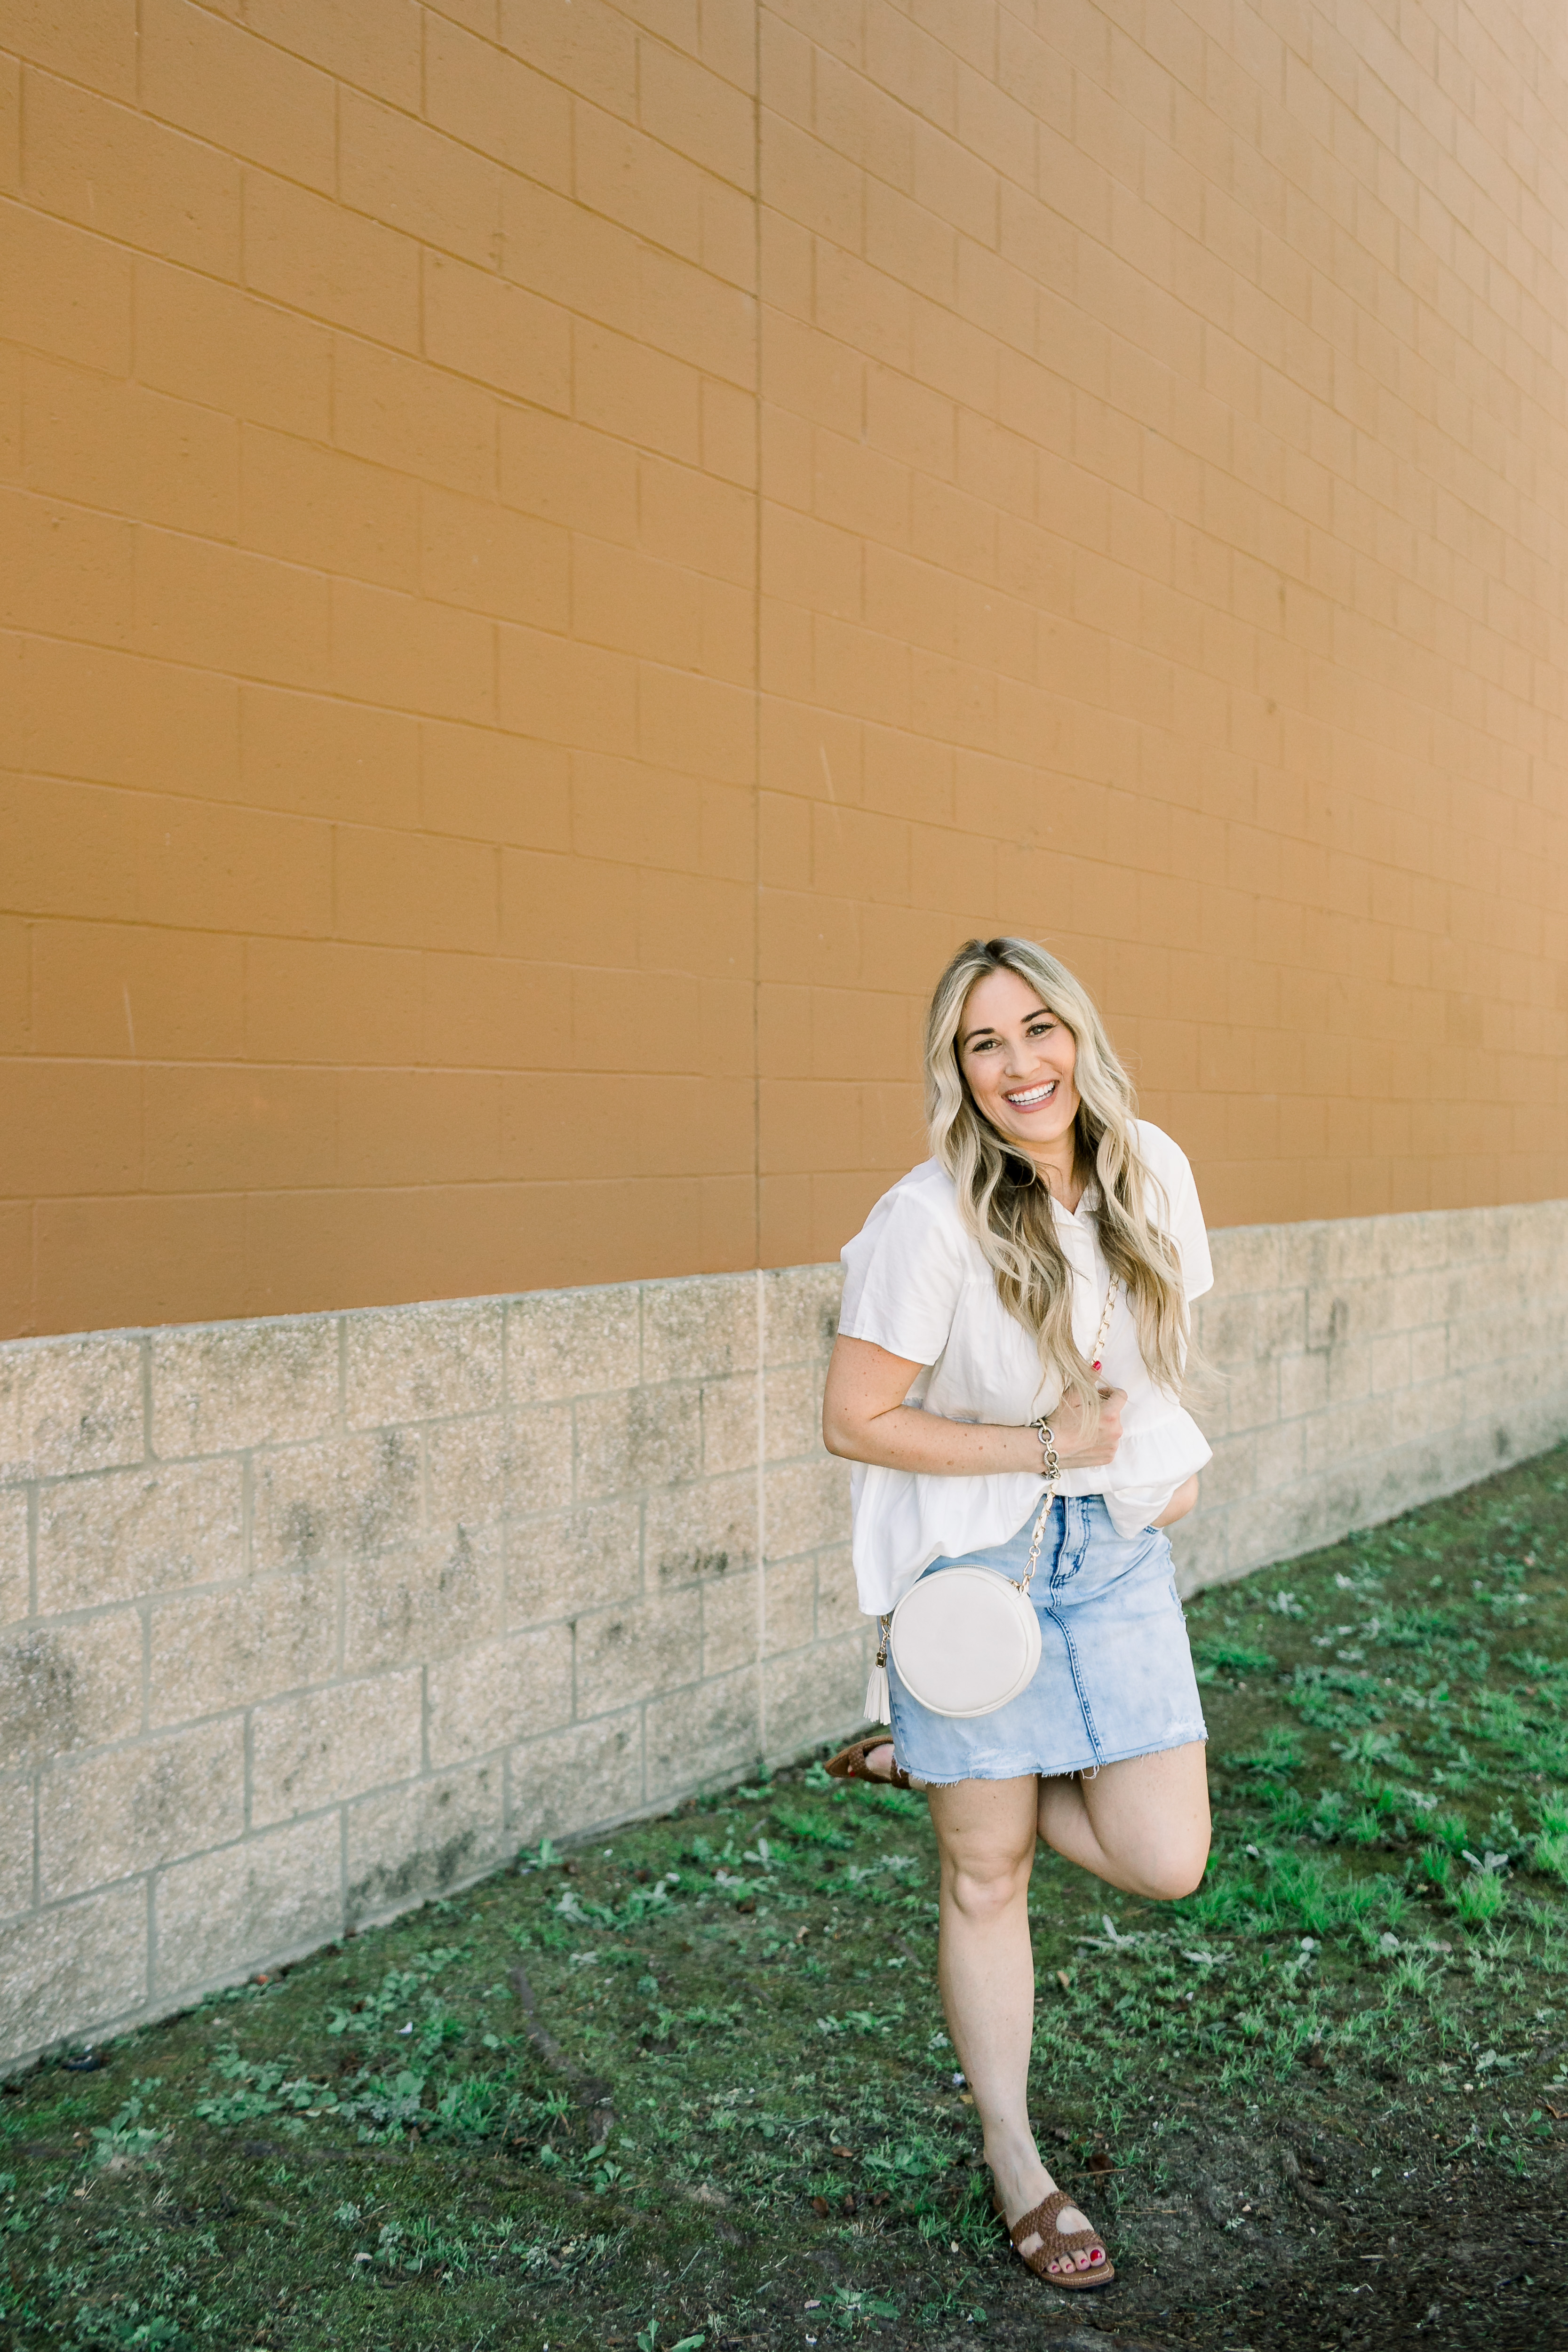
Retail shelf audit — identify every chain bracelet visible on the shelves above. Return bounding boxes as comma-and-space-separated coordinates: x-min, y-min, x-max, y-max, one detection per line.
1029, 1416, 1059, 1480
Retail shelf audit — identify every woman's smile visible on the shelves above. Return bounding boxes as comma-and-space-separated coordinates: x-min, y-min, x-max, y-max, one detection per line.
959, 967, 1082, 1180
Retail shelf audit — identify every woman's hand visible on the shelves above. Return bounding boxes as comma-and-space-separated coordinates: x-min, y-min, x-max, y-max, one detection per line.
1044, 1384, 1126, 1470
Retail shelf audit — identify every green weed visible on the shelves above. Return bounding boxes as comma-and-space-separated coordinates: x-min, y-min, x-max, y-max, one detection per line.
1222, 1725, 1304, 1775
1192, 1637, 1278, 1682
770, 1806, 854, 1849
1453, 1871, 1508, 1927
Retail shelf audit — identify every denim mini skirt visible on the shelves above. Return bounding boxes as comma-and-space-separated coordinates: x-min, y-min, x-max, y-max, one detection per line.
887, 1494, 1207, 1785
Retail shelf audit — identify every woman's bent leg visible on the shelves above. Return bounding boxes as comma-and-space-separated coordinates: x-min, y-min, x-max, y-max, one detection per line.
927, 1776, 1094, 2268
1035, 1741, 1210, 1899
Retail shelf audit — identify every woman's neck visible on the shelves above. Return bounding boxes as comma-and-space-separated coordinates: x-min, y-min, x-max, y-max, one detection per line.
1028, 1136, 1083, 1213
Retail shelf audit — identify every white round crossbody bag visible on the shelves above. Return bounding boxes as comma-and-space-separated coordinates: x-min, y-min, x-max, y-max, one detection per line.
862, 1282, 1119, 1726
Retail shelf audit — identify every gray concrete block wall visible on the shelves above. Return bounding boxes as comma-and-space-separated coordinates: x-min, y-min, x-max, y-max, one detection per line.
4, 1200, 1568, 2070
1168, 1200, 1568, 1595
0, 1264, 855, 2073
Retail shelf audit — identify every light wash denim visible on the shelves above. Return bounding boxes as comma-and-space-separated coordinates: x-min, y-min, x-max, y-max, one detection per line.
887, 1494, 1207, 1785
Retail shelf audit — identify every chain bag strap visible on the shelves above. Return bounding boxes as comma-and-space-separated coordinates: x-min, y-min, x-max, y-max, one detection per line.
1014, 1273, 1118, 1594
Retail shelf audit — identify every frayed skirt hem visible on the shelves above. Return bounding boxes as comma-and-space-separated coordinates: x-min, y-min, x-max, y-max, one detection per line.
900, 1725, 1208, 1790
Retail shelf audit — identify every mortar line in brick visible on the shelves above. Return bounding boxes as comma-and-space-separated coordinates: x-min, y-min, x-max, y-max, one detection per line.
125, 1581, 149, 1741
633, 1389, 671, 1573
142, 1873, 155, 2019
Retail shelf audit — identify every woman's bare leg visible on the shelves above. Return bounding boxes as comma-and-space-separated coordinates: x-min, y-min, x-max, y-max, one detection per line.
925, 1776, 1101, 2276
1035, 1742, 1211, 1898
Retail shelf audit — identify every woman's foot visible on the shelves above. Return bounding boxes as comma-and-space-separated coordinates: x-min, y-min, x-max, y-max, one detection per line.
990, 2155, 1107, 2279
823, 1737, 913, 1789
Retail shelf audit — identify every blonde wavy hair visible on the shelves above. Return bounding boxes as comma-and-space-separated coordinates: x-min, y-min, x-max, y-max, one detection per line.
925, 936, 1193, 1434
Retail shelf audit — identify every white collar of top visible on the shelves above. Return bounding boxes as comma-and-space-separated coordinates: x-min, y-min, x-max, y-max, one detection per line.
1051, 1177, 1101, 1218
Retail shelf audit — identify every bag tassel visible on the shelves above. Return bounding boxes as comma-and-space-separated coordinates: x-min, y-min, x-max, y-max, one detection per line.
864, 1617, 891, 1725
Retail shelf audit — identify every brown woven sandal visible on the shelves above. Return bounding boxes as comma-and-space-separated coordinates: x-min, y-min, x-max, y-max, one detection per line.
992, 2185, 1114, 2288
824, 1736, 914, 1792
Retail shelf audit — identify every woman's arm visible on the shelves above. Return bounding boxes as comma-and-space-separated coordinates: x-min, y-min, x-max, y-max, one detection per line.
821, 1334, 1123, 1476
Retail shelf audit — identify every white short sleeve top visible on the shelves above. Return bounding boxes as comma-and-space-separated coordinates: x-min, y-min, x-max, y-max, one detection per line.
836, 1120, 1214, 1616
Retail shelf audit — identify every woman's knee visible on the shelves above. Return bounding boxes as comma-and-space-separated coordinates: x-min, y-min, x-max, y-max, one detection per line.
943, 1848, 1032, 1923
1126, 1833, 1210, 1902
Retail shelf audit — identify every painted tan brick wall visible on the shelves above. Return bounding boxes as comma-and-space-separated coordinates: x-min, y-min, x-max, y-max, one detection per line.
2, 0, 1566, 1339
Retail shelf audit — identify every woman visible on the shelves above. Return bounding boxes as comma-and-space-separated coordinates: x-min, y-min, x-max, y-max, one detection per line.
820, 936, 1214, 2292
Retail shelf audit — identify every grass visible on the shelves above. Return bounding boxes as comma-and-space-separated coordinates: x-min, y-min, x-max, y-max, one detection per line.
6, 1446, 1568, 2351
